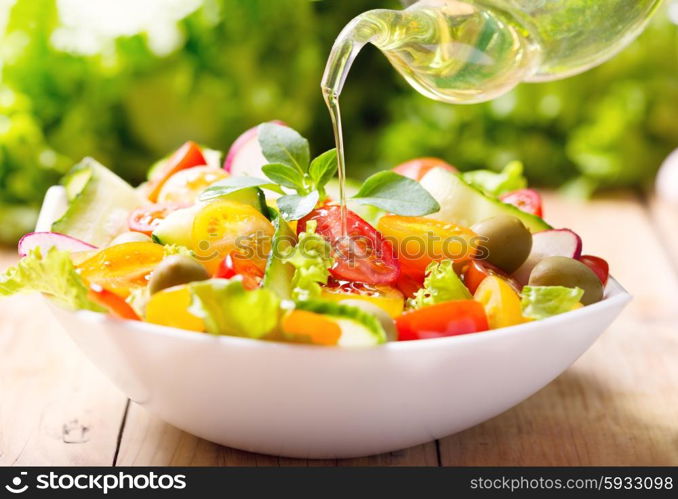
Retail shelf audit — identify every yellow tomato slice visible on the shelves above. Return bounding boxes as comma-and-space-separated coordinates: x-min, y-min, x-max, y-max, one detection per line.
157, 166, 228, 204
321, 282, 404, 318
191, 199, 274, 274
377, 215, 477, 277
473, 275, 525, 329
145, 285, 204, 332
281, 310, 341, 346
77, 242, 165, 298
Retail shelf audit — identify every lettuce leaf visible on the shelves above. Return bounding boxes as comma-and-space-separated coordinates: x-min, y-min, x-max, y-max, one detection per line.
520, 285, 584, 320
188, 278, 280, 338
0, 247, 104, 311
410, 260, 471, 309
281, 220, 333, 301
162, 244, 193, 258
461, 161, 527, 197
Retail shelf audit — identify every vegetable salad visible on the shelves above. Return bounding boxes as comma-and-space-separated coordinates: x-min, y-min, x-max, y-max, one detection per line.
0, 123, 610, 347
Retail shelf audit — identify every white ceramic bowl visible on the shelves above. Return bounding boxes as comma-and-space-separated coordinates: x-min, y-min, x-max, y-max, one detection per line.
48, 279, 630, 459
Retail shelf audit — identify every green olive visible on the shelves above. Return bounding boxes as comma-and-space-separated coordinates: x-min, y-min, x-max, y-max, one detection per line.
472, 215, 532, 273
528, 256, 604, 305
339, 299, 397, 342
148, 255, 209, 295
111, 231, 152, 245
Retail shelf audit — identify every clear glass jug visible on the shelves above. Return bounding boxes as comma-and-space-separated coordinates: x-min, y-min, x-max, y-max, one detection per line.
322, 0, 663, 103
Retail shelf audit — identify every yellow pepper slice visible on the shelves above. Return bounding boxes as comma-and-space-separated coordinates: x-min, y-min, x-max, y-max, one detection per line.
145, 285, 205, 332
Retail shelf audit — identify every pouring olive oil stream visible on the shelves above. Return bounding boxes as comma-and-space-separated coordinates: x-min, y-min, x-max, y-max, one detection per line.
321, 0, 661, 235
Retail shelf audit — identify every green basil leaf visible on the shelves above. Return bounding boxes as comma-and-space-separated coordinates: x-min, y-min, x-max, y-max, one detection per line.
262, 163, 306, 190
352, 171, 440, 216
200, 176, 284, 202
308, 148, 337, 190
258, 122, 310, 173
277, 190, 320, 221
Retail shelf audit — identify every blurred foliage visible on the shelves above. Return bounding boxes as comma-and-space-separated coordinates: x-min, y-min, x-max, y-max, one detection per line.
0, 0, 677, 242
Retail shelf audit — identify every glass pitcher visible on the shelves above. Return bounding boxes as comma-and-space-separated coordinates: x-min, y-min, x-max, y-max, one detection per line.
322, 0, 663, 103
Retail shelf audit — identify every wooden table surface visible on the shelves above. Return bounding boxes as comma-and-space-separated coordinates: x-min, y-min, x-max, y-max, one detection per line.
1, 192, 677, 466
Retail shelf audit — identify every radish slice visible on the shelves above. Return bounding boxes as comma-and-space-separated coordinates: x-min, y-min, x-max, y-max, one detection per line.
224, 120, 285, 177
512, 229, 583, 285
18, 232, 97, 257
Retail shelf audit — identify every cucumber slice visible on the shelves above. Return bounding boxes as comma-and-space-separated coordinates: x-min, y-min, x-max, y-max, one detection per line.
52, 158, 146, 247
35, 186, 68, 232
262, 214, 296, 300
152, 205, 199, 247
293, 300, 387, 347
420, 168, 551, 233
152, 187, 269, 247
221, 186, 270, 219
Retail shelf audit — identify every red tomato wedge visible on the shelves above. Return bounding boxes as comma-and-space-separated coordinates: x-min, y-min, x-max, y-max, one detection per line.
88, 284, 140, 320
578, 255, 609, 286
297, 205, 400, 285
396, 300, 489, 341
146, 141, 207, 202
215, 251, 265, 290
499, 188, 544, 217
128, 202, 188, 235
396, 271, 425, 299
463, 259, 521, 294
392, 157, 457, 181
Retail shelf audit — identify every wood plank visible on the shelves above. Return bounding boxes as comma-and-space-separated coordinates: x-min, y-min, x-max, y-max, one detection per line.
439, 191, 678, 465
0, 254, 129, 465
116, 403, 439, 466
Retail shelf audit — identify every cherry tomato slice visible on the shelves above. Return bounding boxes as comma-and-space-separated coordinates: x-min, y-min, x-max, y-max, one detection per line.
215, 251, 264, 290
463, 259, 521, 294
128, 202, 188, 236
88, 284, 140, 320
77, 242, 165, 298
146, 141, 207, 202
578, 255, 609, 286
321, 280, 404, 318
157, 166, 229, 204
191, 199, 274, 275
377, 215, 477, 278
297, 205, 400, 285
396, 300, 489, 341
473, 276, 525, 329
393, 158, 457, 181
499, 188, 544, 217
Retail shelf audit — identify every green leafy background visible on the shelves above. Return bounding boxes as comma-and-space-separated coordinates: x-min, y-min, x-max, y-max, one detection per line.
0, 0, 677, 243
